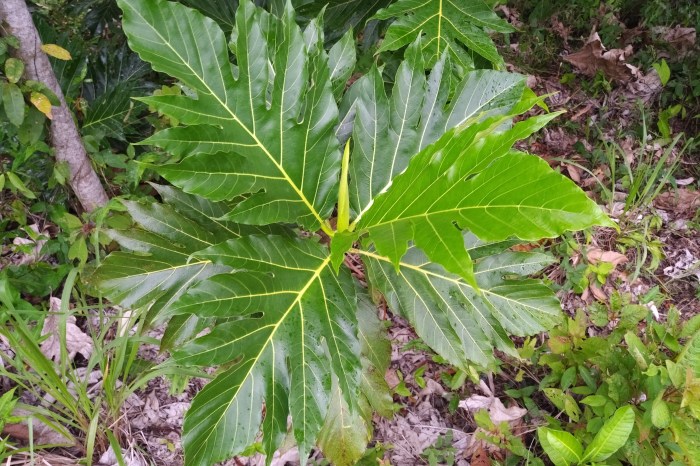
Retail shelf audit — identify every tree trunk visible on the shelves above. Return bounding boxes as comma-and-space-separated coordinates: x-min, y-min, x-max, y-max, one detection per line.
0, 0, 109, 212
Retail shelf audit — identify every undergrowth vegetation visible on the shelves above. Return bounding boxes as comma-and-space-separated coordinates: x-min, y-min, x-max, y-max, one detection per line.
0, 0, 698, 465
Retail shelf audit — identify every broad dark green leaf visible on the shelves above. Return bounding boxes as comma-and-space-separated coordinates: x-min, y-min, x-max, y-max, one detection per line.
2, 83, 25, 127
357, 109, 613, 285
328, 30, 357, 100
347, 39, 524, 221
581, 405, 635, 462
373, 0, 514, 69
80, 42, 151, 140
119, 0, 340, 231
169, 235, 361, 465
538, 427, 583, 466
296, 0, 392, 43
88, 187, 265, 326
362, 236, 560, 368
178, 0, 238, 32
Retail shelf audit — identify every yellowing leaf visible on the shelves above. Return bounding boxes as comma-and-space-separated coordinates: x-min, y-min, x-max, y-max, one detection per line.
30, 91, 53, 119
4, 58, 24, 84
41, 44, 72, 60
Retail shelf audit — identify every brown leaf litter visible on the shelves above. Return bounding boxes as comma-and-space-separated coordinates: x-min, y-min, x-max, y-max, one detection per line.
586, 247, 629, 267
40, 297, 93, 361
459, 379, 527, 424
654, 188, 700, 218
564, 32, 641, 82
652, 25, 696, 57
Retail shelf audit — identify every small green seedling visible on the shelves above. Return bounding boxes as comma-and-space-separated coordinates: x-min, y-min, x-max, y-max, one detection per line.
538, 405, 634, 466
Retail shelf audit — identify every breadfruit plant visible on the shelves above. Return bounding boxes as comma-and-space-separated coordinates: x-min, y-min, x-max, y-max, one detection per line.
91, 0, 612, 464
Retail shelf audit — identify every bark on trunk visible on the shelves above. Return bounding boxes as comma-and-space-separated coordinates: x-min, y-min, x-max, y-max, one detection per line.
0, 0, 109, 212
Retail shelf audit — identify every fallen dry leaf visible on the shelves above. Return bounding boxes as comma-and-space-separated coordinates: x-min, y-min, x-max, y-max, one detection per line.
469, 444, 491, 466
384, 368, 400, 390
567, 164, 582, 183
459, 380, 527, 424
620, 138, 636, 164
495, 5, 523, 29
652, 26, 696, 56
564, 32, 640, 82
626, 68, 663, 103
589, 283, 608, 302
586, 247, 628, 267
11, 224, 49, 265
4, 410, 75, 446
654, 189, 700, 218
98, 445, 148, 466
40, 297, 93, 361
551, 17, 571, 41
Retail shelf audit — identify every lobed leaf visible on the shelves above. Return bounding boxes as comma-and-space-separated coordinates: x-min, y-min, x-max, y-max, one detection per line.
119, 0, 340, 231
347, 43, 525, 222
87, 186, 278, 344
362, 236, 560, 368
168, 235, 361, 465
358, 109, 613, 284
373, 0, 514, 69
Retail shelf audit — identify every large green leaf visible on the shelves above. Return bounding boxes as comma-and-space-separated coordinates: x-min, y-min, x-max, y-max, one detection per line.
357, 109, 613, 285
538, 427, 584, 466
315, 291, 393, 465
347, 39, 524, 222
372, 0, 514, 69
581, 405, 635, 463
167, 235, 361, 465
296, 0, 392, 43
317, 377, 370, 466
88, 186, 274, 339
178, 0, 390, 42
362, 234, 560, 368
90, 201, 222, 316
119, 0, 340, 232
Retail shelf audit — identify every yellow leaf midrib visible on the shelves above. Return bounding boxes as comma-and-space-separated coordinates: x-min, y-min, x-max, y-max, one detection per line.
129, 2, 332, 234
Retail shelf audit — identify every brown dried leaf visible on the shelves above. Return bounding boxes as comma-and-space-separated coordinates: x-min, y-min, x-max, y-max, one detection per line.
40, 297, 93, 361
587, 247, 628, 267
98, 446, 148, 466
589, 283, 608, 302
11, 224, 49, 265
470, 444, 491, 466
495, 5, 523, 29
384, 369, 400, 389
626, 68, 663, 102
653, 26, 696, 56
4, 410, 75, 446
564, 32, 640, 82
567, 164, 582, 183
551, 17, 571, 41
654, 189, 700, 217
